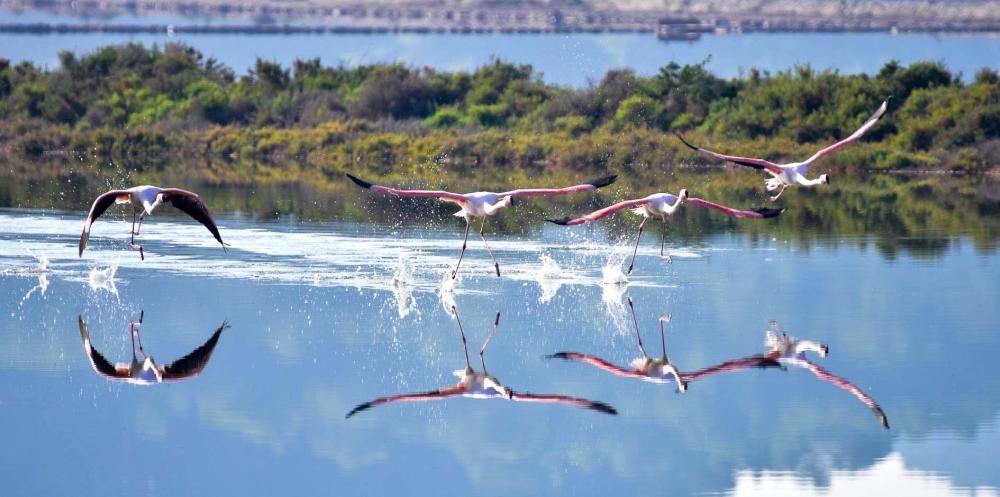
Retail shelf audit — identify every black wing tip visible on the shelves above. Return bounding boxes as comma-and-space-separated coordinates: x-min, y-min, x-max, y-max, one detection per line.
754, 207, 786, 219
546, 218, 572, 226
674, 132, 699, 151
345, 402, 373, 419
590, 401, 618, 415
346, 173, 374, 190
588, 174, 618, 189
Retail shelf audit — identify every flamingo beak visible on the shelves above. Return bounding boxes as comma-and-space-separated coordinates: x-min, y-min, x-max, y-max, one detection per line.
507, 196, 515, 206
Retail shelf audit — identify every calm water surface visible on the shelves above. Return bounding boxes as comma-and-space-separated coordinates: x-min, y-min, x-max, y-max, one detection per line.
1, 197, 998, 495
1, 25, 999, 85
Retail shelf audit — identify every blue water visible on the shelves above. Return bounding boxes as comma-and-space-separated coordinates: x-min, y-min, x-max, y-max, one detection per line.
1, 28, 998, 85
0, 205, 998, 496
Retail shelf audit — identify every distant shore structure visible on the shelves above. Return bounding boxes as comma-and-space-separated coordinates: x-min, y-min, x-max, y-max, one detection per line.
1, 1, 999, 39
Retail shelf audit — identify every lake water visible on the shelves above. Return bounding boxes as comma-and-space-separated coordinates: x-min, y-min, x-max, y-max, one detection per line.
1, 26, 999, 85
1, 179, 999, 495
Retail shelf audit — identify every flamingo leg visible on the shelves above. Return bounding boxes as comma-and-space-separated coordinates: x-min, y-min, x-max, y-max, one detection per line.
659, 318, 669, 361
627, 217, 648, 275
478, 312, 501, 373
131, 311, 147, 358
770, 185, 787, 202
627, 297, 649, 358
452, 305, 472, 370
129, 209, 145, 260
659, 219, 672, 263
451, 220, 472, 279
478, 218, 501, 277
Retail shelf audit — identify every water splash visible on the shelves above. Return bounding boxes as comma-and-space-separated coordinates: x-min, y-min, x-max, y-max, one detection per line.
536, 254, 564, 304
390, 255, 419, 319
600, 255, 630, 334
18, 252, 51, 306
88, 265, 120, 301
438, 269, 458, 314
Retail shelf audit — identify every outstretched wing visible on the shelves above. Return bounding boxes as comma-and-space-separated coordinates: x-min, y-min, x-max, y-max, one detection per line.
803, 98, 890, 167
160, 320, 229, 381
79, 190, 131, 257
160, 189, 225, 248
510, 391, 617, 415
680, 354, 783, 383
77, 315, 130, 380
676, 133, 784, 175
497, 175, 617, 197
546, 198, 651, 226
346, 174, 468, 202
801, 360, 890, 430
546, 352, 647, 379
687, 197, 785, 219
345, 385, 466, 418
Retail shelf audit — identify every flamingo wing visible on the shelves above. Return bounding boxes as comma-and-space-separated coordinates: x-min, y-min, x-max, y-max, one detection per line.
346, 174, 468, 202
497, 175, 618, 197
801, 360, 890, 429
680, 354, 783, 383
687, 197, 785, 219
546, 198, 651, 226
160, 188, 225, 248
803, 98, 890, 167
160, 320, 229, 381
509, 391, 617, 415
676, 134, 784, 175
345, 385, 467, 418
546, 352, 648, 379
77, 315, 130, 380
79, 190, 131, 257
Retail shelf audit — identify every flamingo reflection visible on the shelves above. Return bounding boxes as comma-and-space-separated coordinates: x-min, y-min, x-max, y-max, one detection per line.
77, 311, 229, 384
547, 297, 689, 392
762, 321, 890, 429
346, 307, 617, 418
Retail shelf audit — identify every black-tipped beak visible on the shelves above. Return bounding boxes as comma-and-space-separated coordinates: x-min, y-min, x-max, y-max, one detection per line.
507, 195, 516, 206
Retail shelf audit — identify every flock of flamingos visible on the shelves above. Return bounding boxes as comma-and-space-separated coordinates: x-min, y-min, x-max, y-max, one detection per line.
74, 99, 891, 428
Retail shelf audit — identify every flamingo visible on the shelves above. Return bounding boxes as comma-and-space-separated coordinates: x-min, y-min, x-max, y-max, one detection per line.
79, 186, 225, 260
345, 307, 617, 418
547, 189, 782, 274
761, 321, 889, 429
676, 98, 890, 201
346, 173, 617, 278
77, 312, 229, 385
547, 297, 689, 392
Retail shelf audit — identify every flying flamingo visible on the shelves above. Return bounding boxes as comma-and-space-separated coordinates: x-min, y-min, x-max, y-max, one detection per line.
761, 321, 889, 429
547, 297, 689, 392
548, 189, 782, 274
77, 312, 229, 385
676, 98, 890, 201
345, 307, 617, 418
346, 173, 617, 278
79, 185, 225, 260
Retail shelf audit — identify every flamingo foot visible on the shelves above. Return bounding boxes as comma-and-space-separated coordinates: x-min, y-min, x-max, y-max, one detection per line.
626, 264, 634, 275
494, 262, 500, 277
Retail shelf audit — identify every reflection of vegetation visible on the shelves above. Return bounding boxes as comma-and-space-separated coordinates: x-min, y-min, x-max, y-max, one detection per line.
1, 43, 998, 258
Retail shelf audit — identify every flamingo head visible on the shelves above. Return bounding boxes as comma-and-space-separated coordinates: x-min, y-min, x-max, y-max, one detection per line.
678, 189, 689, 202
820, 344, 830, 357
820, 174, 830, 185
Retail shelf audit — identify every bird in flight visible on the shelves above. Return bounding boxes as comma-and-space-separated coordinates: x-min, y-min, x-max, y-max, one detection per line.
345, 307, 617, 418
79, 185, 225, 260
548, 297, 689, 392
548, 189, 781, 274
77, 311, 229, 385
347, 173, 617, 278
676, 98, 890, 200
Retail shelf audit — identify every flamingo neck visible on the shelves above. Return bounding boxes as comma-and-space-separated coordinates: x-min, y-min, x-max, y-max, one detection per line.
798, 176, 825, 186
